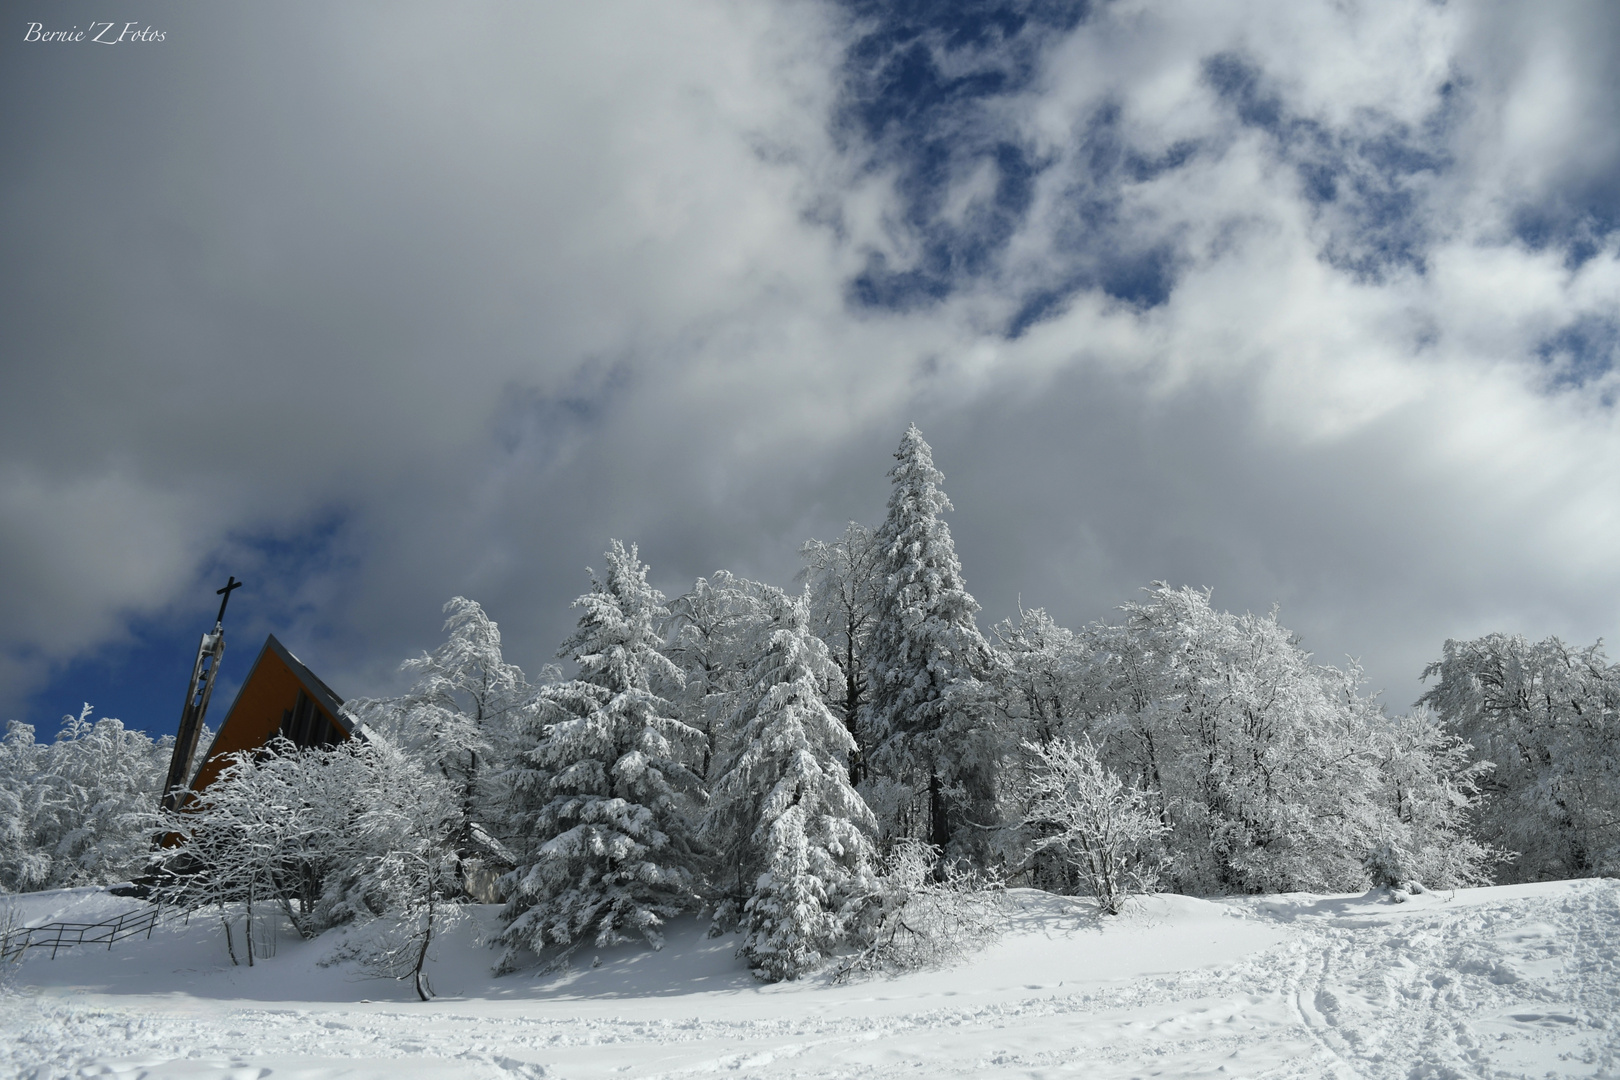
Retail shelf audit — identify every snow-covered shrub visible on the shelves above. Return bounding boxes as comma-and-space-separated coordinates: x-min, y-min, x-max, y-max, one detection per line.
500, 541, 706, 962
0, 707, 170, 893
1016, 736, 1168, 915
1362, 843, 1411, 890
703, 588, 878, 981
836, 839, 1003, 979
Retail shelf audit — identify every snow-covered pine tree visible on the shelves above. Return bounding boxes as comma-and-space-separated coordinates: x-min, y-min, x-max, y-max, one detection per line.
704, 588, 876, 980
800, 522, 882, 784
863, 425, 999, 855
344, 597, 530, 859
501, 541, 706, 958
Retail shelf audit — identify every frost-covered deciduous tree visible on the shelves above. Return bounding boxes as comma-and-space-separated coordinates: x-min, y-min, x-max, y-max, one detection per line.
704, 588, 877, 981
991, 608, 1087, 751
1365, 706, 1498, 888
0, 723, 48, 892
0, 707, 170, 893
501, 541, 706, 959
339, 738, 468, 1000
665, 571, 779, 784
157, 733, 467, 981
155, 740, 320, 965
800, 522, 882, 784
1015, 737, 1168, 915
990, 586, 1496, 895
863, 425, 999, 854
1419, 633, 1620, 881
1088, 586, 1396, 894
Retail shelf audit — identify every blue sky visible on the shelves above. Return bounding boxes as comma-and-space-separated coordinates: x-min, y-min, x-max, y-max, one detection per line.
4, 0, 1620, 738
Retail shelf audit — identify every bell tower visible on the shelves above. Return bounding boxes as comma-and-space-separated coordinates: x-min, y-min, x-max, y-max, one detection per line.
159, 576, 242, 812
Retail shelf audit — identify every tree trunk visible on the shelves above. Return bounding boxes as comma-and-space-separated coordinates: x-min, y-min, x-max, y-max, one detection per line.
928, 772, 950, 850
411, 893, 436, 1001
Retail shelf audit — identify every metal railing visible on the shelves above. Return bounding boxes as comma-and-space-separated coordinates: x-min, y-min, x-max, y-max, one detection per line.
1, 905, 160, 962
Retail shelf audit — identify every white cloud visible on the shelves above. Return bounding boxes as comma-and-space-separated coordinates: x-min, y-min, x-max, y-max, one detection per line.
3, 0, 1619, 720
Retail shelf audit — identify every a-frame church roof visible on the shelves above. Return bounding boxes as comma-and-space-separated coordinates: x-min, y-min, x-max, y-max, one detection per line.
187, 634, 357, 794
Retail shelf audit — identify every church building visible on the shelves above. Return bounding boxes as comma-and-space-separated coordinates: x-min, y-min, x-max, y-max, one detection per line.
183, 633, 358, 796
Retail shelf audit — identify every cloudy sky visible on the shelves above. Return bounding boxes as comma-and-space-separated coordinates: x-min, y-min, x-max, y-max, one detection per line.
4, 0, 1619, 737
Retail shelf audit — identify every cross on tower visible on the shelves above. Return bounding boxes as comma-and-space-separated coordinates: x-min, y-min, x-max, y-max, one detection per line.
215, 575, 243, 627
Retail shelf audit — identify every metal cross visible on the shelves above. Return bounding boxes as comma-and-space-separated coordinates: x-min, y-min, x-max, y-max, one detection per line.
215, 575, 243, 626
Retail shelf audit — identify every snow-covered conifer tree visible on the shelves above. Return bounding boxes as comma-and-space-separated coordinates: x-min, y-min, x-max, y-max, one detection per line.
345, 597, 530, 854
704, 588, 876, 980
501, 541, 705, 958
863, 425, 998, 854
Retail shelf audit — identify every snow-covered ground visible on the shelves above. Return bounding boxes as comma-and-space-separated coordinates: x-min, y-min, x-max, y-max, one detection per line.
3, 879, 1617, 1079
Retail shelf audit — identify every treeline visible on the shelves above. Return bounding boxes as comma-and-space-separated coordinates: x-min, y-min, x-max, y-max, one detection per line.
0, 707, 173, 892
4, 425, 1617, 986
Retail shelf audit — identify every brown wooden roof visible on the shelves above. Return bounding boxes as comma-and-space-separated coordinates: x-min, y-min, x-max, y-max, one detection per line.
188, 634, 354, 793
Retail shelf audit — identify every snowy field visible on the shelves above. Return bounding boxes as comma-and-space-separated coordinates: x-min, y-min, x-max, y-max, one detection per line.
2, 880, 1618, 1080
